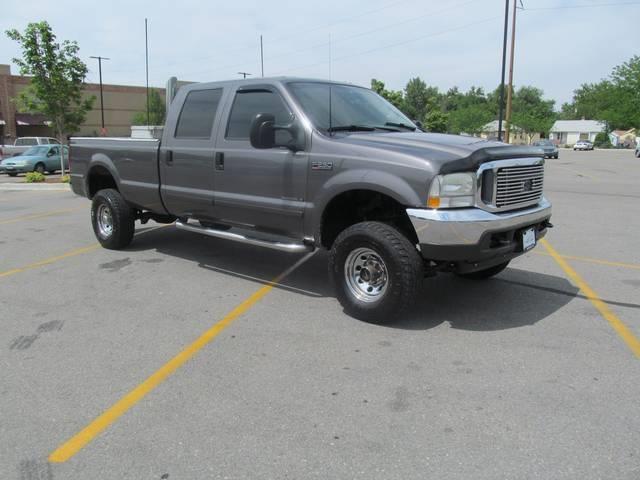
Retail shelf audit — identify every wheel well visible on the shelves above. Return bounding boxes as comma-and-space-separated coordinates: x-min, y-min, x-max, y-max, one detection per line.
87, 166, 117, 198
320, 190, 418, 249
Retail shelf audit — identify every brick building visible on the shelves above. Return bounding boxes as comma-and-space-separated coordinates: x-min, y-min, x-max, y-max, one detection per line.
0, 63, 165, 142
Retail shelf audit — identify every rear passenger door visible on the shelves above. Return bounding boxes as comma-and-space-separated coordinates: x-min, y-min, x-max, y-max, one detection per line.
159, 87, 224, 219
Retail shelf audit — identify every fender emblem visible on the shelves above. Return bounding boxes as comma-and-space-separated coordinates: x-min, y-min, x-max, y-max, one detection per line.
311, 161, 333, 171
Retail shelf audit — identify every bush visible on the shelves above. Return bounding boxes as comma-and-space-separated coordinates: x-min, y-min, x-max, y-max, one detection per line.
61, 175, 70, 183
594, 132, 611, 148
25, 171, 46, 183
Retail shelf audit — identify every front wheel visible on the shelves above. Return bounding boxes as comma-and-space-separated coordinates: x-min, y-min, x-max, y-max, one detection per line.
456, 261, 510, 280
329, 221, 423, 324
34, 163, 45, 174
8, 172, 18, 177
91, 188, 135, 250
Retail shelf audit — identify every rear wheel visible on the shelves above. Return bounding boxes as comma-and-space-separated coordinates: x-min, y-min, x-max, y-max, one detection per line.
329, 221, 423, 323
34, 163, 45, 174
91, 188, 135, 249
456, 261, 510, 280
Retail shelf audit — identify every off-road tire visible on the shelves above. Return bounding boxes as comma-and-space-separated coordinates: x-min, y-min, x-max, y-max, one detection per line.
329, 221, 423, 324
91, 188, 135, 250
456, 261, 510, 280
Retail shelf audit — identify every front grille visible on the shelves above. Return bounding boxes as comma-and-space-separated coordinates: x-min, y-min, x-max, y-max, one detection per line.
494, 164, 544, 209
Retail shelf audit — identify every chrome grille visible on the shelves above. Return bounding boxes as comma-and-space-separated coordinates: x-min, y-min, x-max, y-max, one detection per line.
495, 164, 544, 209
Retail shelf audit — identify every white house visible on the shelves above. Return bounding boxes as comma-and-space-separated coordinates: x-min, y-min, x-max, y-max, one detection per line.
549, 120, 605, 145
480, 120, 538, 144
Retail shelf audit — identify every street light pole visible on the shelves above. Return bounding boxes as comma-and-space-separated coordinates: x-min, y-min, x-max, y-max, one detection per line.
260, 35, 264, 77
90, 56, 110, 135
497, 0, 509, 142
504, 0, 520, 144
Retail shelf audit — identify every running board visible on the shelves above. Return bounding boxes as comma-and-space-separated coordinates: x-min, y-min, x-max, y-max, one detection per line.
175, 221, 313, 253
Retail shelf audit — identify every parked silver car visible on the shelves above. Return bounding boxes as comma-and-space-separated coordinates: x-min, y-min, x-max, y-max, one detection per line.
533, 139, 558, 159
573, 140, 594, 151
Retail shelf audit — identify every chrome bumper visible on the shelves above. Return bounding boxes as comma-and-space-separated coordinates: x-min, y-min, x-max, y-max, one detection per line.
407, 198, 552, 246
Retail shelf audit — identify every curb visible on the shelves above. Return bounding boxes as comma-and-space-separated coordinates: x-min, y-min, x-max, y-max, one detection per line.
0, 183, 71, 191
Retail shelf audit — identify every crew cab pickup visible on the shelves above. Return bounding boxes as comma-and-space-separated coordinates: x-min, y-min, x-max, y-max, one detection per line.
70, 77, 552, 322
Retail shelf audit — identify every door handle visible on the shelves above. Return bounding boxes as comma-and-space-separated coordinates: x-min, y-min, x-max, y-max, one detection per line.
215, 152, 224, 171
166, 150, 173, 165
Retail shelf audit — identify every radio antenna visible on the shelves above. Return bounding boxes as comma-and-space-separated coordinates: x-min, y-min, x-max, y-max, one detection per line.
329, 84, 333, 137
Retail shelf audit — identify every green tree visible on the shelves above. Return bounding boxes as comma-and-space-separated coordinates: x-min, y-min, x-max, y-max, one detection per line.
403, 77, 440, 121
371, 79, 405, 111
448, 104, 493, 135
423, 109, 448, 133
510, 86, 555, 143
132, 89, 166, 125
570, 56, 640, 130
6, 21, 94, 141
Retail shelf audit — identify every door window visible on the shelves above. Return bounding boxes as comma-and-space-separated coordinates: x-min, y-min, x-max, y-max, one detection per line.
174, 88, 223, 138
225, 90, 292, 140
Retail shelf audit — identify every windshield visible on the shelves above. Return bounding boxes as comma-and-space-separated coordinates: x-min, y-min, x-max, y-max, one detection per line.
22, 146, 49, 156
287, 82, 415, 132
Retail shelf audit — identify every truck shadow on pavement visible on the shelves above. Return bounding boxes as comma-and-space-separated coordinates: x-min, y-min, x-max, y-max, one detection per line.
129, 226, 581, 332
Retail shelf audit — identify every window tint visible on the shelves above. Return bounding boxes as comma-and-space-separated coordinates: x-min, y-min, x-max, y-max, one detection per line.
16, 138, 37, 146
226, 90, 292, 139
175, 88, 223, 138
49, 138, 60, 144
50, 146, 59, 155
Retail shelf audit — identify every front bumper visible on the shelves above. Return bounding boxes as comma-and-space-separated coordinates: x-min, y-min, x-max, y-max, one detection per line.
406, 198, 552, 271
0, 165, 29, 173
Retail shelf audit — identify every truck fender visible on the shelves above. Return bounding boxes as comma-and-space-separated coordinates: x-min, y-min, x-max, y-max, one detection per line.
85, 153, 122, 197
307, 169, 423, 241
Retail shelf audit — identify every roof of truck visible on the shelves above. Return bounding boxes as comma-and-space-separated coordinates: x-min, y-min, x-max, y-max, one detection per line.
184, 77, 362, 90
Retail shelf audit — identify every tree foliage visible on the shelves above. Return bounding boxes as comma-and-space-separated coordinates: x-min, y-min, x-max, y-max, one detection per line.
510, 86, 555, 143
371, 79, 404, 111
562, 55, 640, 130
132, 89, 166, 126
6, 21, 94, 140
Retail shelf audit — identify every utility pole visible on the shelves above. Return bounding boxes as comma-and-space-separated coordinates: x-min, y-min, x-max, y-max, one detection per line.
145, 18, 150, 125
497, 0, 510, 142
260, 35, 264, 77
504, 0, 522, 144
238, 72, 252, 79
90, 56, 110, 135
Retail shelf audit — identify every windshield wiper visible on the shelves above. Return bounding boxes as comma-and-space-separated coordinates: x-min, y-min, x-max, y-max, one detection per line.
384, 122, 416, 131
327, 125, 376, 132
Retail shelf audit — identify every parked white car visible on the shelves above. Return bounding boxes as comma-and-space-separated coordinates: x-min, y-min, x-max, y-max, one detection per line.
573, 140, 594, 151
0, 137, 61, 159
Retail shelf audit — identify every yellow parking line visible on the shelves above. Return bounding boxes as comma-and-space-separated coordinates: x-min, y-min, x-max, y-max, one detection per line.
48, 250, 316, 463
541, 238, 640, 358
532, 250, 640, 271
0, 225, 169, 279
0, 207, 84, 225
0, 244, 100, 278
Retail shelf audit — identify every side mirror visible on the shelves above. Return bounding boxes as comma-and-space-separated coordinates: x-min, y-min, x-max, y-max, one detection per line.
47, 151, 54, 157
250, 113, 301, 151
413, 120, 424, 131
250, 113, 276, 149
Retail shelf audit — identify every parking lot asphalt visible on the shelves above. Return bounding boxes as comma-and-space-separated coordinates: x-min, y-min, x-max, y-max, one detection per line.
1, 149, 639, 480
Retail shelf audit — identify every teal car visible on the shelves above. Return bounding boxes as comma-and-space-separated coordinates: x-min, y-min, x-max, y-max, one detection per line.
0, 145, 69, 176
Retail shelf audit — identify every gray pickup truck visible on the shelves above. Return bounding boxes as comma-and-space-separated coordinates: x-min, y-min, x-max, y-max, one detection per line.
70, 77, 552, 322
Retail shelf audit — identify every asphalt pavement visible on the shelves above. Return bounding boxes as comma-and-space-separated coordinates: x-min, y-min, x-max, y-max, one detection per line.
1, 148, 639, 480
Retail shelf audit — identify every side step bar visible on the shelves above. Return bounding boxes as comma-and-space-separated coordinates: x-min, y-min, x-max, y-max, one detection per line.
175, 220, 313, 253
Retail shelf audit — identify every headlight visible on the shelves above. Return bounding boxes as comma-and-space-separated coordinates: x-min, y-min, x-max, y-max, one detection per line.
427, 173, 475, 208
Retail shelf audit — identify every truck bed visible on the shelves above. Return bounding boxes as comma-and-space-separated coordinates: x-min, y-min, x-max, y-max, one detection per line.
70, 137, 165, 213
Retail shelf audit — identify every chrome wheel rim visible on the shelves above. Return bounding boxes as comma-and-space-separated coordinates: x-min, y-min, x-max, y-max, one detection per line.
97, 204, 114, 237
344, 247, 389, 303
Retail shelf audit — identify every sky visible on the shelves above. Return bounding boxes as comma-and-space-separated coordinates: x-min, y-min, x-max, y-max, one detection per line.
1, 0, 638, 108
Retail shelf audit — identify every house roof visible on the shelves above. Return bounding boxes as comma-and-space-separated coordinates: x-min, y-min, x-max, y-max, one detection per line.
550, 120, 605, 133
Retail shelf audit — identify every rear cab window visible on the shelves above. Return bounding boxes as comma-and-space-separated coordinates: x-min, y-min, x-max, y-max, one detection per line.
174, 88, 224, 139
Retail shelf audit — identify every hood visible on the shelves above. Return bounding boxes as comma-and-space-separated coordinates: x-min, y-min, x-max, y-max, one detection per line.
332, 132, 545, 173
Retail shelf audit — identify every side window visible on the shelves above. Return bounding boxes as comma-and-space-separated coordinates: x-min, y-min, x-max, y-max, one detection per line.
226, 90, 292, 140
174, 88, 223, 138
50, 138, 60, 144
50, 146, 59, 155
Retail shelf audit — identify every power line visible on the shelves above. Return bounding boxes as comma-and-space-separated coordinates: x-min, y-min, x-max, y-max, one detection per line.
525, 0, 640, 10
180, 0, 480, 79
272, 15, 499, 76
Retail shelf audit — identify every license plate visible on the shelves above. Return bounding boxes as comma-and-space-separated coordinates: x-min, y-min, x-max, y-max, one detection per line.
522, 227, 536, 251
